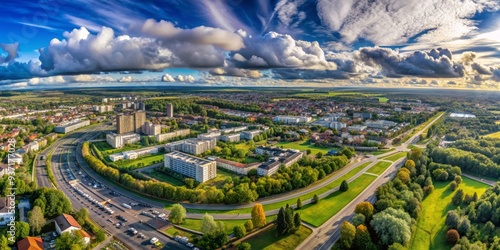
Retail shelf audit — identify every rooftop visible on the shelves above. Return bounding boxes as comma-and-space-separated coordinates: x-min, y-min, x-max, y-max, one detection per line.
166, 151, 214, 166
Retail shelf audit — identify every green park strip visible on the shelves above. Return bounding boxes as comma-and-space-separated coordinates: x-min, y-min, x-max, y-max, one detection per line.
299, 174, 377, 227
381, 152, 407, 162
399, 112, 445, 144
146, 170, 185, 186
409, 177, 489, 250
113, 153, 164, 169
371, 148, 395, 155
179, 216, 277, 235
165, 227, 198, 241
243, 225, 312, 250
184, 161, 373, 215
46, 151, 57, 187
275, 140, 337, 155
366, 161, 393, 175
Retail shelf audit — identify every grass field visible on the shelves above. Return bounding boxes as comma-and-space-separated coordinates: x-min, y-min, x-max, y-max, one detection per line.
378, 97, 389, 102
93, 141, 142, 155
147, 170, 185, 186
381, 152, 407, 162
485, 131, 500, 138
165, 227, 198, 241
200, 169, 239, 188
300, 174, 377, 227
410, 177, 489, 250
371, 148, 395, 155
276, 140, 338, 155
186, 161, 373, 215
181, 218, 249, 235
243, 225, 312, 250
495, 121, 500, 125
366, 161, 392, 175
114, 154, 164, 169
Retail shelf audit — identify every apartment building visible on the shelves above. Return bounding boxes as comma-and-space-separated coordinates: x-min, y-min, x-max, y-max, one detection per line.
241, 130, 261, 140
54, 119, 90, 133
142, 122, 161, 136
116, 112, 146, 134
106, 132, 140, 148
164, 151, 216, 183
220, 133, 241, 143
155, 129, 191, 142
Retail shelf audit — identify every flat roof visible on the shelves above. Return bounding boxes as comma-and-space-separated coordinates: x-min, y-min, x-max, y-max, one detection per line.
166, 151, 214, 165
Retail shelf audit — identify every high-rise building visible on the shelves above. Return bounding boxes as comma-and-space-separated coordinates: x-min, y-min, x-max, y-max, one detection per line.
166, 103, 173, 118
137, 102, 145, 111
164, 151, 216, 183
142, 122, 161, 135
116, 112, 146, 134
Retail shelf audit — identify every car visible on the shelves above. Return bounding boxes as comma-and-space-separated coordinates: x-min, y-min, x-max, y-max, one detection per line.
150, 237, 158, 244
186, 243, 194, 248
107, 219, 114, 223
193, 248, 200, 250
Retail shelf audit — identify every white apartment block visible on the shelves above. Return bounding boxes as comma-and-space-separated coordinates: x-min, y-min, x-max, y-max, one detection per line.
93, 105, 114, 113
54, 119, 90, 134
106, 133, 141, 148
165, 138, 216, 155
274, 115, 312, 124
156, 129, 191, 142
142, 122, 161, 136
241, 130, 261, 140
197, 131, 221, 140
109, 147, 159, 162
220, 133, 241, 143
330, 121, 346, 130
164, 151, 216, 183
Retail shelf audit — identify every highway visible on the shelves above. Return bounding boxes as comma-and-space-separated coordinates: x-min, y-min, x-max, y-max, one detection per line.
297, 112, 445, 250
43, 125, 189, 250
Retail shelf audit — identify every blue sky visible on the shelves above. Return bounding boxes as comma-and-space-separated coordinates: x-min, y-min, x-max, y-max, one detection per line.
0, 0, 499, 89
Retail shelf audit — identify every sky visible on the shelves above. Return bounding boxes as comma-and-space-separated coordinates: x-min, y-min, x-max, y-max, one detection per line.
0, 0, 500, 90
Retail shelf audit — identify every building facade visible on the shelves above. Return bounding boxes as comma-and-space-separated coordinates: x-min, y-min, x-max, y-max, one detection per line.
155, 129, 191, 142
240, 130, 261, 140
54, 119, 90, 134
116, 112, 146, 134
106, 133, 141, 148
164, 151, 216, 183
166, 103, 174, 118
220, 133, 241, 142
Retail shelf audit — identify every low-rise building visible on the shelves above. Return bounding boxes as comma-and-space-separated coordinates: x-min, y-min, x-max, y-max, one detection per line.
220, 133, 241, 143
8, 153, 23, 165
164, 151, 216, 183
257, 161, 281, 176
108, 146, 159, 162
165, 138, 216, 155
155, 129, 191, 142
0, 197, 14, 226
106, 133, 140, 148
213, 158, 259, 175
17, 236, 43, 250
54, 119, 90, 133
241, 130, 261, 140
274, 115, 312, 124
54, 214, 91, 245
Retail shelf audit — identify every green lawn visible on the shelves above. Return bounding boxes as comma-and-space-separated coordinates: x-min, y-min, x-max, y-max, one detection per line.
485, 131, 500, 139
243, 225, 312, 250
300, 174, 377, 227
147, 170, 185, 186
186, 162, 373, 215
410, 177, 489, 250
366, 161, 392, 175
165, 227, 198, 241
275, 140, 338, 155
93, 141, 141, 155
180, 217, 278, 235
200, 169, 239, 188
371, 148, 395, 156
114, 154, 164, 169
381, 152, 407, 162
378, 97, 389, 103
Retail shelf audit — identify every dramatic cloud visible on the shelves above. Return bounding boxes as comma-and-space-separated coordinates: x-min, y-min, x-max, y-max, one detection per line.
118, 76, 133, 82
176, 75, 195, 83
493, 68, 500, 81
356, 47, 465, 77
271, 68, 351, 80
209, 67, 263, 78
0, 42, 19, 63
230, 31, 336, 69
161, 74, 175, 82
317, 0, 500, 45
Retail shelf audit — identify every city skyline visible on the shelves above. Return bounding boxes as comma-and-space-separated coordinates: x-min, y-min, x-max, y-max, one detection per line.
0, 0, 499, 89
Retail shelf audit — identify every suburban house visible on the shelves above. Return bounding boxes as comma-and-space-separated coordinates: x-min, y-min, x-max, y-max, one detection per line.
54, 214, 91, 244
17, 236, 43, 250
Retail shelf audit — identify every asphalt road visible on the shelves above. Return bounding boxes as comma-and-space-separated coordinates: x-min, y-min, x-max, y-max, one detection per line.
44, 125, 189, 250
297, 112, 445, 250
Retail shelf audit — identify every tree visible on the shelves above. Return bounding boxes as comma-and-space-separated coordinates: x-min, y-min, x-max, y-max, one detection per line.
73, 208, 88, 227
28, 206, 46, 235
316, 152, 323, 158
454, 175, 462, 184
353, 224, 375, 250
340, 180, 349, 191
170, 204, 186, 224
16, 222, 30, 240
457, 218, 471, 236
340, 221, 356, 249
0, 236, 9, 250
251, 204, 267, 228
397, 168, 411, 183
452, 189, 464, 206
446, 229, 460, 244
449, 181, 458, 191
370, 207, 412, 246
276, 207, 287, 235
201, 213, 217, 234
296, 197, 302, 209
306, 149, 312, 155
244, 220, 254, 231
55, 232, 86, 250
355, 202, 374, 220
312, 194, 320, 204
352, 213, 366, 226
234, 225, 246, 239
237, 242, 252, 250
293, 213, 301, 228
445, 211, 460, 229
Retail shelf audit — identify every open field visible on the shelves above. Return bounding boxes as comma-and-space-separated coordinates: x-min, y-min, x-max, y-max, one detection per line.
92, 141, 142, 155
147, 170, 185, 186
181, 218, 249, 235
371, 148, 395, 155
114, 154, 164, 169
186, 161, 373, 215
243, 225, 312, 250
165, 227, 198, 241
378, 97, 389, 102
275, 140, 338, 155
300, 174, 377, 227
410, 177, 489, 250
201, 169, 239, 188
485, 131, 500, 138
381, 152, 407, 162
366, 161, 392, 175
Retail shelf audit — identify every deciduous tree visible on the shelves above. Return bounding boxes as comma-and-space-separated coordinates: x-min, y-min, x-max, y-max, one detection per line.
169, 204, 186, 224
28, 206, 46, 235
251, 204, 266, 228
339, 221, 356, 249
